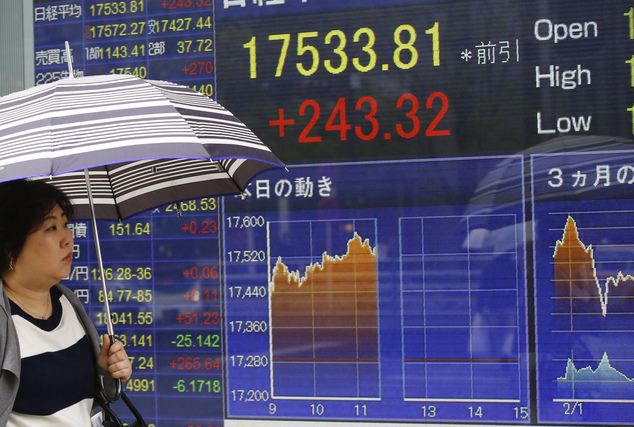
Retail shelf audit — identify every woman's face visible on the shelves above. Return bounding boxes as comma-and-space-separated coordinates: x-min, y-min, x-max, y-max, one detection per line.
12, 204, 74, 288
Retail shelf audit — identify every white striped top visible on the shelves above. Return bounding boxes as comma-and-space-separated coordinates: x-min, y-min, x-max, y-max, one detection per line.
7, 287, 95, 427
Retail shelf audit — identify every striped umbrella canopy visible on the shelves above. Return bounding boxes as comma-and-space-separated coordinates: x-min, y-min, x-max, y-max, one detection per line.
0, 73, 284, 219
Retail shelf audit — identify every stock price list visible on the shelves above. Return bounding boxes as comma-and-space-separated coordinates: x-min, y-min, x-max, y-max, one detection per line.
33, 0, 215, 97
216, 1, 634, 164
64, 198, 223, 427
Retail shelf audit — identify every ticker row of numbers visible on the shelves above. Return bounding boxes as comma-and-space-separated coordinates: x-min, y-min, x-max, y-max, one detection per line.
35, 0, 211, 22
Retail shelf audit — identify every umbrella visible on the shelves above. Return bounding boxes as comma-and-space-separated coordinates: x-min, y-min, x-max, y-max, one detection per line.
0, 67, 284, 400
0, 73, 283, 218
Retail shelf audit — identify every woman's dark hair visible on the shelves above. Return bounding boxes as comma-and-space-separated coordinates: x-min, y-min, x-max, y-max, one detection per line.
0, 179, 74, 274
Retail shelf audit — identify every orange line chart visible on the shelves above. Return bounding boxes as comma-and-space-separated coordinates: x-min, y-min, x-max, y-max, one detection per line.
268, 222, 380, 399
553, 216, 634, 321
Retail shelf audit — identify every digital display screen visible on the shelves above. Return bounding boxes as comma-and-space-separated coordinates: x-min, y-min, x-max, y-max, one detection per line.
214, 1, 631, 162
32, 1, 221, 426
532, 150, 634, 425
33, 0, 214, 94
28, 0, 634, 426
222, 158, 530, 423
65, 205, 224, 427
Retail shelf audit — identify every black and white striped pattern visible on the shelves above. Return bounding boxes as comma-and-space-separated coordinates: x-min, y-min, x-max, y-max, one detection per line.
36, 158, 244, 219
150, 80, 283, 167
10, 290, 94, 423
0, 74, 284, 219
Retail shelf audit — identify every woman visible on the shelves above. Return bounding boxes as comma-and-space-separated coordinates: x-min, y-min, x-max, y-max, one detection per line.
0, 179, 132, 426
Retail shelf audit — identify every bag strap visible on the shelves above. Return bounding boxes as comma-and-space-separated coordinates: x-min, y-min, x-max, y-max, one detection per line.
96, 391, 149, 427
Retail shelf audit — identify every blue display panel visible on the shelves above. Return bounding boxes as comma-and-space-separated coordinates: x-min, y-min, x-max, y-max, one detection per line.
64, 201, 224, 427
32, 2, 222, 425
33, 0, 215, 95
223, 158, 530, 423
532, 149, 634, 424
25, 0, 634, 425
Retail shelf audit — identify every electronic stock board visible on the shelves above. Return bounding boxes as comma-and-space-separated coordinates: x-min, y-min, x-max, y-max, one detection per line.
30, 0, 634, 426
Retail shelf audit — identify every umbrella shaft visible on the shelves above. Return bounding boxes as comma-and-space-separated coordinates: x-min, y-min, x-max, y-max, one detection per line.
85, 169, 115, 337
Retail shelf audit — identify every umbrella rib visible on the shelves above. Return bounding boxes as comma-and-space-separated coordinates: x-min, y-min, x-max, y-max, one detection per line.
102, 167, 123, 220
216, 160, 243, 194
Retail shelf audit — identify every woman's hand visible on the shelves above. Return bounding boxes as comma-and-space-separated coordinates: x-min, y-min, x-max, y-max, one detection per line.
97, 334, 132, 382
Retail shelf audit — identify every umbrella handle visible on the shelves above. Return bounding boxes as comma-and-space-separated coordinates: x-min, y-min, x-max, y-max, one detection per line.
99, 333, 123, 403
100, 375, 122, 403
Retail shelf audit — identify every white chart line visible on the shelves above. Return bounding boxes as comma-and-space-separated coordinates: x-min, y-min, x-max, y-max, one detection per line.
553, 398, 634, 403
406, 398, 521, 403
